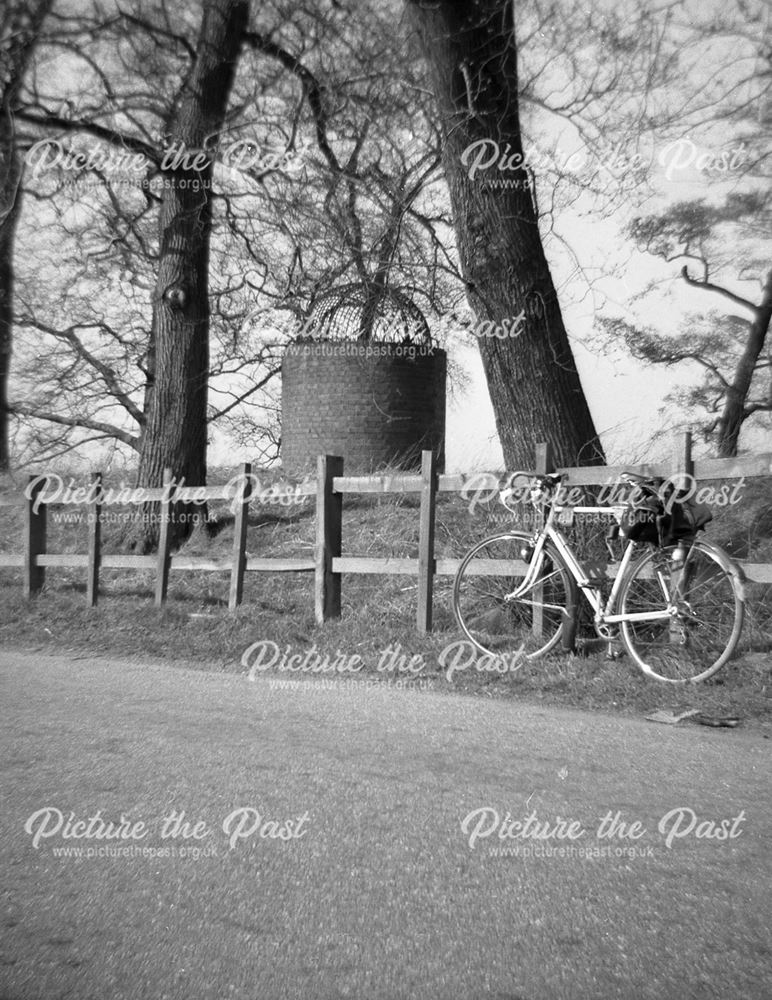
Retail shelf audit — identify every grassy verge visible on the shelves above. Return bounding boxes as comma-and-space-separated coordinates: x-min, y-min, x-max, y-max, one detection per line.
0, 471, 770, 729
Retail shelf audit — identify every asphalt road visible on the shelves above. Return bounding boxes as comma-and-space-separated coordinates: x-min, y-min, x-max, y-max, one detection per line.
0, 649, 769, 1000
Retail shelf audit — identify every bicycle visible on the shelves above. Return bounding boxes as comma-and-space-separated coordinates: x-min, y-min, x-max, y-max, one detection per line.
452, 471, 745, 683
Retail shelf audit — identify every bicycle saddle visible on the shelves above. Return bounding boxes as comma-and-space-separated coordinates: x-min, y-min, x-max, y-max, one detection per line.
620, 472, 664, 495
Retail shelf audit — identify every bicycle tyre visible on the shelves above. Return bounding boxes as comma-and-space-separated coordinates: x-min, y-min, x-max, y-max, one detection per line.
453, 531, 577, 660
618, 539, 745, 683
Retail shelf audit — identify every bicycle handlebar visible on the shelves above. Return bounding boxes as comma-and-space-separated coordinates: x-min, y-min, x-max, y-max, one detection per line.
499, 471, 565, 510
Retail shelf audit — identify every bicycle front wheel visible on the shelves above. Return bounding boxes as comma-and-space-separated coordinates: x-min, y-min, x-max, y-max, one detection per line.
619, 540, 744, 682
453, 531, 577, 659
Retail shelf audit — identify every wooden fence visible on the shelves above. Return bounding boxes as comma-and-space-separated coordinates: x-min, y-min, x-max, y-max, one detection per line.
0, 431, 770, 632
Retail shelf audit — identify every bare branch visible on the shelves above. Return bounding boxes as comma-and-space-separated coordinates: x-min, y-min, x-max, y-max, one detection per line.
16, 318, 145, 424
680, 265, 758, 314
243, 30, 342, 174
9, 403, 139, 449
15, 110, 158, 163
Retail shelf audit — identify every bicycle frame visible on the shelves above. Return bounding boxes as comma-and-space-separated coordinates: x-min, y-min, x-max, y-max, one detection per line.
510, 501, 674, 626
454, 474, 746, 681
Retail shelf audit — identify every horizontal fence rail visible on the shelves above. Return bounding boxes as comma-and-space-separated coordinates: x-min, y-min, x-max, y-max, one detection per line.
0, 431, 770, 631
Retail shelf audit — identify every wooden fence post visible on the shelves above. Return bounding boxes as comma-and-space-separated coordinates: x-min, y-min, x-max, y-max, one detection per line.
24, 475, 47, 599
154, 467, 173, 607
229, 462, 252, 611
315, 455, 342, 624
86, 471, 102, 607
417, 450, 438, 634
668, 430, 695, 646
535, 441, 554, 476
672, 430, 694, 484
532, 442, 554, 645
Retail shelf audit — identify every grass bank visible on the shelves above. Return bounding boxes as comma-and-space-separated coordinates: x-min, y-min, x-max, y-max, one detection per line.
1, 468, 770, 729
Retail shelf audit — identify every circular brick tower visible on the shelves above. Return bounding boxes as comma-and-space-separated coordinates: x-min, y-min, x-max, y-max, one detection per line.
280, 285, 446, 474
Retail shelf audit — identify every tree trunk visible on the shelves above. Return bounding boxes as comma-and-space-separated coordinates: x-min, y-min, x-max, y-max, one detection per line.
0, 0, 54, 471
407, 0, 603, 468
715, 269, 772, 457
135, 0, 248, 549
0, 146, 19, 472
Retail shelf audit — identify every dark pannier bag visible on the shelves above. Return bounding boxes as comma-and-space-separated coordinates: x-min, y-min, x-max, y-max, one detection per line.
620, 490, 713, 547
619, 496, 661, 544
664, 495, 713, 542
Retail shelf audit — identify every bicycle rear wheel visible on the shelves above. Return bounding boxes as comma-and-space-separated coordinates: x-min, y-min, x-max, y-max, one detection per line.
619, 539, 744, 682
453, 531, 577, 659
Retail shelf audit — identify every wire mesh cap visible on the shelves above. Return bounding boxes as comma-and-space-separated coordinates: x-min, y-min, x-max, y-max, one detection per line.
300, 283, 431, 344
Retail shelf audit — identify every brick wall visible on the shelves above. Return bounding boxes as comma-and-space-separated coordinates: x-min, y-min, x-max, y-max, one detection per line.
280, 342, 447, 473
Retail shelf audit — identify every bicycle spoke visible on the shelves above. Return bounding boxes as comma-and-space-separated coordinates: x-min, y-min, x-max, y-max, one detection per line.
620, 543, 743, 682
453, 533, 575, 659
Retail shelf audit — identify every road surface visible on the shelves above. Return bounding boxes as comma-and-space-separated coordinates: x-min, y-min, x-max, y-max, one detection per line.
0, 650, 769, 999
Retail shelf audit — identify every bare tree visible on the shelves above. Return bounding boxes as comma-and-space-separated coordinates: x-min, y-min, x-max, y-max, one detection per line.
600, 194, 771, 457
236, 0, 455, 332
0, 0, 53, 470
593, 0, 771, 455
406, 0, 604, 468
134, 0, 248, 544
11, 0, 260, 546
